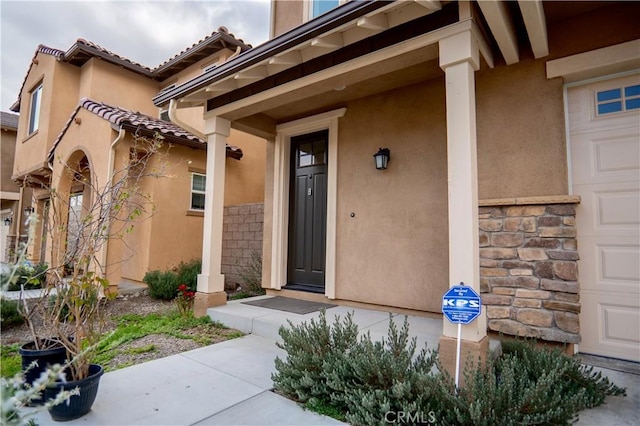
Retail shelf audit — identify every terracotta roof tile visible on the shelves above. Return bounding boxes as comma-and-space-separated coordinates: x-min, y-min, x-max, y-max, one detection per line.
47, 97, 242, 164
154, 26, 251, 69
73, 39, 153, 72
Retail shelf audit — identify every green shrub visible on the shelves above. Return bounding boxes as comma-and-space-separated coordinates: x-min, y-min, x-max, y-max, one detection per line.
274, 314, 626, 426
1, 262, 48, 291
328, 317, 438, 426
0, 298, 24, 327
273, 311, 359, 405
176, 259, 200, 292
143, 269, 180, 300
432, 338, 627, 425
239, 251, 264, 295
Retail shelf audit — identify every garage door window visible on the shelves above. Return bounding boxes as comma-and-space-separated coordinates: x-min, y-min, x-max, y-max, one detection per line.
596, 84, 640, 115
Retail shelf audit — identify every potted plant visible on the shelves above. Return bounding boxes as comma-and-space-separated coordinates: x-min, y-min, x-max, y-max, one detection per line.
17, 133, 166, 420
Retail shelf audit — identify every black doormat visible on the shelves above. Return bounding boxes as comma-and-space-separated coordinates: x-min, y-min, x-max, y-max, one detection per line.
241, 296, 336, 315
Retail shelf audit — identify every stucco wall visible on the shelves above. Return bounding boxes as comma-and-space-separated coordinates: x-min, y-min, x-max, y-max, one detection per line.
79, 59, 160, 116
14, 55, 80, 177
476, 59, 567, 199
335, 79, 449, 312
272, 0, 303, 38
1, 127, 19, 193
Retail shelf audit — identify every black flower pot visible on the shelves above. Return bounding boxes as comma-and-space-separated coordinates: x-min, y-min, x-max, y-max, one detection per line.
19, 340, 68, 405
45, 364, 104, 422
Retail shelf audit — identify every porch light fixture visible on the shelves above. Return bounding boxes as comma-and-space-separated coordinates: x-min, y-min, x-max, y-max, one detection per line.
373, 148, 390, 170
3, 217, 12, 226
23, 206, 35, 216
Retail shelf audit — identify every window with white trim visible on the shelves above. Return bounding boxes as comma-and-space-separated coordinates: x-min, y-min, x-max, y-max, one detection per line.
191, 173, 206, 210
28, 83, 43, 134
595, 84, 640, 116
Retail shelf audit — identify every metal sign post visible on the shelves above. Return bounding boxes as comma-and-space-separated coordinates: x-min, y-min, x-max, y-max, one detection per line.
442, 282, 482, 391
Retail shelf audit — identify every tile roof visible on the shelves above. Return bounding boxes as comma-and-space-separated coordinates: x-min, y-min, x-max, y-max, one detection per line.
1, 111, 19, 130
47, 97, 242, 164
11, 28, 251, 112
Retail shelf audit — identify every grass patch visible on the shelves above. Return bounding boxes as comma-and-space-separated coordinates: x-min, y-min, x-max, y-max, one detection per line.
0, 310, 245, 377
1, 344, 22, 378
93, 310, 243, 369
124, 344, 156, 355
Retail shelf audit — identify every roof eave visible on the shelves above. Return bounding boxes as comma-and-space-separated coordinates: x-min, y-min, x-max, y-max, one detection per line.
152, 0, 390, 107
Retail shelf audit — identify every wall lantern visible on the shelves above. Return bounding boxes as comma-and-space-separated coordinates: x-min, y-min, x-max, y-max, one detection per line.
3, 217, 12, 226
373, 148, 390, 170
23, 206, 35, 216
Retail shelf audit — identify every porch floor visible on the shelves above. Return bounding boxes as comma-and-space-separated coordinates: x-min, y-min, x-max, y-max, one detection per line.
207, 295, 444, 350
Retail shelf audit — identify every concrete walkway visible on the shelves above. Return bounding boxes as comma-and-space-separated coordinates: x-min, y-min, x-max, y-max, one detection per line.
22, 296, 638, 425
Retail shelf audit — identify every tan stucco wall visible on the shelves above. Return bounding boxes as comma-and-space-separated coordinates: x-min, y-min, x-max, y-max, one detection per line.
476, 58, 567, 199
1, 128, 20, 193
145, 144, 208, 276
272, 0, 304, 37
335, 79, 449, 312
225, 129, 266, 205
13, 54, 80, 177
79, 59, 160, 116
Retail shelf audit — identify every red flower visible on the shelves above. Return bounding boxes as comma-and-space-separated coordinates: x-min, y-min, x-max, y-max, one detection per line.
178, 284, 187, 291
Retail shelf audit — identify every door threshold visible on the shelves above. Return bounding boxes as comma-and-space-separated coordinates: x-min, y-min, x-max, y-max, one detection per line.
282, 283, 325, 294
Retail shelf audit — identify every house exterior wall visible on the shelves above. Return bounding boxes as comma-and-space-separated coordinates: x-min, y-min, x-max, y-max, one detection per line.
272, 0, 304, 38
13, 54, 80, 177
334, 79, 449, 312
78, 59, 160, 116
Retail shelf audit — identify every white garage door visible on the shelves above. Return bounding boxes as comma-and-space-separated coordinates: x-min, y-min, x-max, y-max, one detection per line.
568, 73, 640, 362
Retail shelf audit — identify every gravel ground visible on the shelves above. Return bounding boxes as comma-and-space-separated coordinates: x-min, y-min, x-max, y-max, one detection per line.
1, 292, 241, 371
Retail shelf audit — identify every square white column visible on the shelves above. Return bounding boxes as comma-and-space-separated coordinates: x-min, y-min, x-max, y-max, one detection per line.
439, 31, 487, 342
197, 116, 230, 294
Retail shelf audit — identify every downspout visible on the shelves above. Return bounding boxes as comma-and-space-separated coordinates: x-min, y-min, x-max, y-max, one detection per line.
168, 99, 206, 140
100, 127, 126, 281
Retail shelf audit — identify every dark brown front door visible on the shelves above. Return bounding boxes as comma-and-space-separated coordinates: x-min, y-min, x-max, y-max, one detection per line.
287, 130, 328, 290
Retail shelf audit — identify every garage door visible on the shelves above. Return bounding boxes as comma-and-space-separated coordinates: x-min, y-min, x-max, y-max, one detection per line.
568, 73, 640, 362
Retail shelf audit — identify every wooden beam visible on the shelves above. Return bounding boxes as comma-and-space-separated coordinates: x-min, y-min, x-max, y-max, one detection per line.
311, 32, 343, 49
518, 0, 549, 58
206, 79, 237, 92
477, 0, 519, 65
414, 0, 441, 11
234, 65, 268, 80
357, 14, 388, 31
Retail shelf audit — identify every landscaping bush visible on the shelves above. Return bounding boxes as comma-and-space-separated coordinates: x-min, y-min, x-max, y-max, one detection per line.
432, 338, 626, 425
273, 313, 626, 426
0, 262, 48, 291
144, 259, 201, 300
0, 298, 24, 327
143, 269, 180, 300
176, 259, 200, 292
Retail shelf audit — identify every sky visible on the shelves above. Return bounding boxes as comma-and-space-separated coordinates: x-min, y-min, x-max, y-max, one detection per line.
0, 0, 271, 112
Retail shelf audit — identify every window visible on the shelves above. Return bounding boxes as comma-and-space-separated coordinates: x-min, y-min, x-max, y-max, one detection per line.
310, 0, 340, 18
191, 173, 206, 210
596, 84, 640, 116
28, 84, 43, 134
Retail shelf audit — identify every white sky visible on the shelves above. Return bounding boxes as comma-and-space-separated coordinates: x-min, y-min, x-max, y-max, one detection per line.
0, 0, 271, 111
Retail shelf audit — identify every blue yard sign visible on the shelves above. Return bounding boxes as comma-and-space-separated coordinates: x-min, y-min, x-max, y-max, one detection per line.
442, 284, 482, 325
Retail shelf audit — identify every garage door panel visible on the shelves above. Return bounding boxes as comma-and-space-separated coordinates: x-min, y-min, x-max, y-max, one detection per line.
580, 291, 640, 361
569, 73, 640, 362
575, 182, 640, 235
578, 237, 639, 292
570, 130, 640, 185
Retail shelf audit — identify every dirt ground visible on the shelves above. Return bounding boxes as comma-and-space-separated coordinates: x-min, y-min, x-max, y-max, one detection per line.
1, 292, 241, 370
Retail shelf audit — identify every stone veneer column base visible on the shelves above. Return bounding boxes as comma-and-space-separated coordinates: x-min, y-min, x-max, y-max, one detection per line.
438, 335, 489, 388
194, 291, 227, 317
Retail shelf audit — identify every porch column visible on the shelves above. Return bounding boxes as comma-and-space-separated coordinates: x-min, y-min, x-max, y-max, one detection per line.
438, 30, 488, 377
195, 115, 229, 316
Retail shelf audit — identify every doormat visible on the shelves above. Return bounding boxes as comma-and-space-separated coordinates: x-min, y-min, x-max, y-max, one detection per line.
242, 296, 336, 315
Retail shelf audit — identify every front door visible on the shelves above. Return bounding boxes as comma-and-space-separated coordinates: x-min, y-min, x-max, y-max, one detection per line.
287, 130, 328, 291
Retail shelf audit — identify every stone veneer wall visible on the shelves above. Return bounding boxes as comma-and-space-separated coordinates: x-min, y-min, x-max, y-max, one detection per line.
479, 196, 581, 344
221, 203, 264, 289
